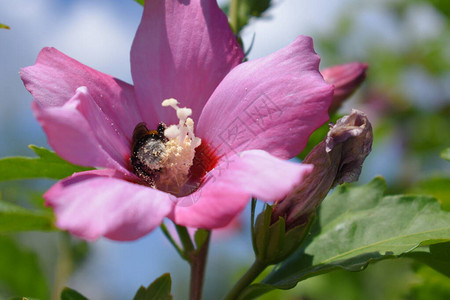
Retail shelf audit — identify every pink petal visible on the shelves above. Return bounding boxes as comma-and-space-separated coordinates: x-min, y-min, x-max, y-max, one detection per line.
172, 150, 313, 229
130, 0, 244, 127
211, 215, 243, 240
321, 62, 368, 114
20, 47, 141, 138
33, 87, 131, 173
45, 169, 174, 241
197, 36, 333, 159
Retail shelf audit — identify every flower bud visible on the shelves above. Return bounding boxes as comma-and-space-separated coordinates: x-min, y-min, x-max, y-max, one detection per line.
272, 109, 373, 230
322, 63, 368, 115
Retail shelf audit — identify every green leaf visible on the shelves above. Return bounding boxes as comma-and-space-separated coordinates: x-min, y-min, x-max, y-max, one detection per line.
0, 145, 92, 181
134, 0, 144, 6
441, 148, 450, 161
426, 0, 450, 17
407, 262, 450, 300
0, 236, 48, 299
61, 287, 88, 300
242, 0, 271, 17
241, 177, 450, 299
410, 176, 450, 211
0, 23, 10, 29
230, 0, 272, 34
0, 201, 55, 232
133, 273, 172, 300
404, 242, 450, 277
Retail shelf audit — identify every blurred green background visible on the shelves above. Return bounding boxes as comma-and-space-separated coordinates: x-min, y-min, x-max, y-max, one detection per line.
0, 0, 449, 299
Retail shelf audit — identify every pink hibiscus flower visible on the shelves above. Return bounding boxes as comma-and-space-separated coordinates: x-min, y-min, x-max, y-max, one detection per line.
20, 0, 333, 241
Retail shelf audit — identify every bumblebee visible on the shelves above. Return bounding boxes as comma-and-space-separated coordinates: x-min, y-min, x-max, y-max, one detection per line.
131, 122, 167, 185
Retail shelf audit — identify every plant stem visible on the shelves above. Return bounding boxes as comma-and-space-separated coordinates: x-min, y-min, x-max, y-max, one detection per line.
250, 197, 257, 254
229, 0, 239, 34
189, 231, 211, 300
222, 259, 267, 300
51, 234, 73, 300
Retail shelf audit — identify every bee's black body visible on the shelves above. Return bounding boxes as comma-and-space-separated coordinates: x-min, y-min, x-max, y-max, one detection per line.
131, 122, 167, 185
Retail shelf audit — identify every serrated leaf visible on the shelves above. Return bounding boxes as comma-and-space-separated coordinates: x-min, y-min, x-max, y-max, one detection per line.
0, 23, 10, 29
0, 145, 92, 181
0, 201, 55, 232
0, 236, 48, 299
61, 287, 88, 300
241, 177, 450, 299
133, 273, 172, 300
441, 148, 450, 161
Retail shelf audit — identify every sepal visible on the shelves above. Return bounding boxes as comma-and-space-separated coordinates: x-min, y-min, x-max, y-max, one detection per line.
253, 205, 315, 265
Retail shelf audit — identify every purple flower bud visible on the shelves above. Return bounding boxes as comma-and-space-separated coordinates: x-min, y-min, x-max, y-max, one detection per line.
322, 62, 368, 115
273, 109, 373, 229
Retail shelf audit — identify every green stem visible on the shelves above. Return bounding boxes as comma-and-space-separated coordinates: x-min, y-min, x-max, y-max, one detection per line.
51, 234, 73, 300
222, 259, 267, 300
229, 0, 240, 34
189, 231, 211, 300
250, 197, 257, 254
160, 223, 185, 259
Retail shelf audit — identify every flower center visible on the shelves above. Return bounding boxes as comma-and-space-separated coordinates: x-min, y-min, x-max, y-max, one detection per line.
131, 98, 210, 196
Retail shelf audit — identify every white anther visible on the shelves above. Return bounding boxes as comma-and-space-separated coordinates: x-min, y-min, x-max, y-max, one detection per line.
177, 108, 192, 121
162, 98, 179, 108
185, 118, 200, 146
164, 125, 180, 139
185, 118, 194, 130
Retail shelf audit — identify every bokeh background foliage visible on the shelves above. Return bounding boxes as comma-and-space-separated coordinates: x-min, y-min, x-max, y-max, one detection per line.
0, 0, 449, 299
